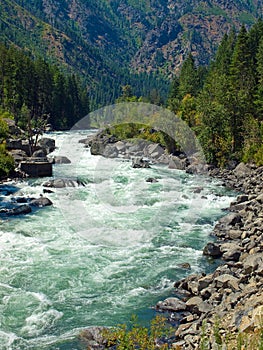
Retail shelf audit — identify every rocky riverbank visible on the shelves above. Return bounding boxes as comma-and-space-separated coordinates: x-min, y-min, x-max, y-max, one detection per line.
156, 163, 263, 349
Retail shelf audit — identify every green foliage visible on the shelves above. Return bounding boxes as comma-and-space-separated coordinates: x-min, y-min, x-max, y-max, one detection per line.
106, 123, 178, 154
0, 144, 14, 178
0, 43, 90, 130
0, 114, 14, 177
0, 111, 11, 139
199, 316, 263, 350
200, 320, 209, 350
168, 20, 263, 167
103, 315, 171, 350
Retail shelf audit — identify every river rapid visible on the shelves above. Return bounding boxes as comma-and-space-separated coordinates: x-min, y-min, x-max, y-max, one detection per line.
0, 131, 236, 349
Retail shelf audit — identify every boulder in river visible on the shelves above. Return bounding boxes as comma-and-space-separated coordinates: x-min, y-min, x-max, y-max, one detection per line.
203, 242, 222, 258
30, 197, 53, 207
51, 156, 71, 164
10, 204, 32, 215
79, 326, 108, 349
43, 178, 85, 188
156, 297, 187, 312
132, 157, 150, 168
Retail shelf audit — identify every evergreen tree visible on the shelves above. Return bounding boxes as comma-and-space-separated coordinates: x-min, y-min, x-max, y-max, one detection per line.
256, 36, 263, 119
0, 43, 90, 130
178, 53, 199, 99
228, 25, 256, 155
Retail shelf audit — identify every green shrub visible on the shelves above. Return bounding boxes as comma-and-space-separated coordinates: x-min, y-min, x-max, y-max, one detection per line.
0, 144, 15, 178
103, 315, 172, 350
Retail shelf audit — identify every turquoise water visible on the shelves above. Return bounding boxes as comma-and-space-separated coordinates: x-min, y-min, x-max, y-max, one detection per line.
0, 131, 235, 349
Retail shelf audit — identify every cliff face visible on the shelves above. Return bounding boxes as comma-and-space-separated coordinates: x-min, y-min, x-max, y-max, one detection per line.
129, 0, 263, 74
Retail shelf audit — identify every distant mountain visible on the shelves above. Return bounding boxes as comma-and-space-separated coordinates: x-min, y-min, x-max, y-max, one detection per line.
1, 0, 262, 107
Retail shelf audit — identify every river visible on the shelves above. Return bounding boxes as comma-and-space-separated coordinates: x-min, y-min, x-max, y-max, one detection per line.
0, 130, 235, 349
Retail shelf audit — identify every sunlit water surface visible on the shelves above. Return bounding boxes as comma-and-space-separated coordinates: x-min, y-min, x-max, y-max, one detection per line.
0, 131, 235, 349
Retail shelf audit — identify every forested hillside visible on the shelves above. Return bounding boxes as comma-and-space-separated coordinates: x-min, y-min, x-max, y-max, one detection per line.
0, 44, 89, 130
168, 21, 263, 166
1, 0, 263, 107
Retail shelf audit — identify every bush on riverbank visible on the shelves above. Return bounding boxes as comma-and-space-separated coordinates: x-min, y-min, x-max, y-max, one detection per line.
104, 123, 178, 154
0, 112, 14, 177
102, 315, 173, 349
0, 144, 14, 177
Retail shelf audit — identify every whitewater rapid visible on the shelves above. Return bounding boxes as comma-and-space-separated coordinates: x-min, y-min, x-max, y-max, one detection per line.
0, 131, 235, 349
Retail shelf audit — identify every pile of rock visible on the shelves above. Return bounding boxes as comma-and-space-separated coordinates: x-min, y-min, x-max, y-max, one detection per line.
6, 136, 56, 177
7, 133, 71, 177
155, 163, 263, 349
82, 131, 206, 172
0, 195, 53, 216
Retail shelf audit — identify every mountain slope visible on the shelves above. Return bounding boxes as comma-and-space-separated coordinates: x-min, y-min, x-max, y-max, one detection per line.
0, 0, 263, 107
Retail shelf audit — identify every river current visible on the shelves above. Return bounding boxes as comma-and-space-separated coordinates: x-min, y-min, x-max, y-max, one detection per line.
0, 131, 235, 349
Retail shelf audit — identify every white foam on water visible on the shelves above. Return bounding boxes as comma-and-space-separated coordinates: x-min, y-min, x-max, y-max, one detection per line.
21, 309, 64, 337
0, 130, 237, 349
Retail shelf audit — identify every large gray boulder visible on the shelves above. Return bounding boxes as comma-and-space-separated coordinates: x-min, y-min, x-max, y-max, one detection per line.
220, 242, 242, 261
186, 296, 212, 314
156, 297, 187, 312
38, 137, 55, 154
214, 274, 240, 291
79, 326, 108, 350
145, 143, 165, 159
32, 149, 47, 158
30, 197, 53, 207
10, 204, 32, 215
243, 253, 263, 274
168, 156, 185, 170
102, 144, 119, 158
233, 162, 251, 177
51, 156, 71, 164
203, 242, 222, 258
218, 213, 242, 226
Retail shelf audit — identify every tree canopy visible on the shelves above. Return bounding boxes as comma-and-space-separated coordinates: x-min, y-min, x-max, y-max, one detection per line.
168, 20, 263, 166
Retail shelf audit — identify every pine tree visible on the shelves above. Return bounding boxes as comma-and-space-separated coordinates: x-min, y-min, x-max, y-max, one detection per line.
228, 25, 256, 155
178, 53, 199, 99
256, 37, 263, 119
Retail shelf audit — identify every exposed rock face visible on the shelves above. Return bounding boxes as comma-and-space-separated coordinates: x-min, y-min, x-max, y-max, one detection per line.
85, 130, 211, 174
